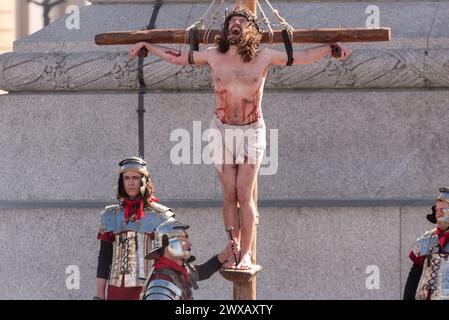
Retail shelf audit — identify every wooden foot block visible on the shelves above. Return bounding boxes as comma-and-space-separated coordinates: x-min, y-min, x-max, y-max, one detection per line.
219, 265, 262, 283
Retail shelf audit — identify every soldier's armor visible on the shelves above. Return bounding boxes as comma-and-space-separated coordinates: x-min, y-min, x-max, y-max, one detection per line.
98, 201, 175, 288
143, 279, 182, 300
141, 261, 199, 300
413, 228, 449, 300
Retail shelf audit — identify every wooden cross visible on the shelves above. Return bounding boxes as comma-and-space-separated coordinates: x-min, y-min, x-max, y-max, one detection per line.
95, 0, 391, 300
95, 0, 390, 45
96, 26, 390, 46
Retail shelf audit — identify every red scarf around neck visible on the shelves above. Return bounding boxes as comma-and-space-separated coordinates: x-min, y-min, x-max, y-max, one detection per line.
122, 198, 144, 222
122, 197, 159, 222
153, 256, 189, 287
436, 227, 449, 248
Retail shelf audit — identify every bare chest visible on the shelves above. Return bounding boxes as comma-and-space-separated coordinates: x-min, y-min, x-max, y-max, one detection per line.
210, 55, 269, 87
213, 66, 261, 84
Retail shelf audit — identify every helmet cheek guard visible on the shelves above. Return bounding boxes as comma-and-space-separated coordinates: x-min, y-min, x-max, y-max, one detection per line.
140, 175, 147, 196
147, 220, 191, 260
438, 208, 449, 228
167, 238, 191, 260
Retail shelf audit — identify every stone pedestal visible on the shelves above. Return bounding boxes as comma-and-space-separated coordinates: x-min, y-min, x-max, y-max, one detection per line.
0, 0, 448, 299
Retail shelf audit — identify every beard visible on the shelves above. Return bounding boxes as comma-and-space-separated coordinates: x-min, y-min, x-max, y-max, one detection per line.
215, 24, 262, 63
229, 37, 241, 46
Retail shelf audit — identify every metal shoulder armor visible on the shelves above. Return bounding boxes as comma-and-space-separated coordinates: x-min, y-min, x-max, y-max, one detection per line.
99, 204, 121, 234
413, 228, 439, 257
149, 201, 174, 216
142, 279, 182, 300
100, 202, 176, 235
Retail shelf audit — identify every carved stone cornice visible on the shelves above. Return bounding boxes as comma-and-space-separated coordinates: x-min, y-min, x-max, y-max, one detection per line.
1, 48, 448, 92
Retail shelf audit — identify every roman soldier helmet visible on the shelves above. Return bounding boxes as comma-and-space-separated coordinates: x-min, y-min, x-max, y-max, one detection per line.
437, 187, 449, 203
119, 156, 149, 195
435, 187, 449, 227
427, 187, 449, 224
147, 220, 191, 260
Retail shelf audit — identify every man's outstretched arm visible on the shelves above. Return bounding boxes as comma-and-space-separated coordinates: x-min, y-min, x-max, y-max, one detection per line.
195, 238, 238, 281
129, 42, 209, 66
268, 42, 352, 65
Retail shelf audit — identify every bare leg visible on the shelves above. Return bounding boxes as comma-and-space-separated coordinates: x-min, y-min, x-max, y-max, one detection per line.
218, 163, 239, 269
234, 158, 261, 270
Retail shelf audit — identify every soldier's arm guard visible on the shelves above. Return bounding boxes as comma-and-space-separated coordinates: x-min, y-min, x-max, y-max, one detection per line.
96, 240, 113, 279
403, 263, 423, 300
141, 279, 182, 300
195, 255, 223, 281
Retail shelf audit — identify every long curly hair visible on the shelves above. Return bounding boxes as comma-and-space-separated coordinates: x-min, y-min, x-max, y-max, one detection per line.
215, 11, 262, 63
116, 172, 155, 208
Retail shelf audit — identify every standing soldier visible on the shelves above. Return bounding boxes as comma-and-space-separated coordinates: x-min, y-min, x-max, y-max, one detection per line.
94, 157, 176, 300
404, 187, 449, 300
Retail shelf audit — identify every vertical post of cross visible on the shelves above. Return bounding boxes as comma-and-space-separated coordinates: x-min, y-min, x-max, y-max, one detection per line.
219, 0, 262, 301
245, 0, 257, 15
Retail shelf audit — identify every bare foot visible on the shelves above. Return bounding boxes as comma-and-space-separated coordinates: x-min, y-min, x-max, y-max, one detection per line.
235, 252, 252, 270
223, 257, 237, 269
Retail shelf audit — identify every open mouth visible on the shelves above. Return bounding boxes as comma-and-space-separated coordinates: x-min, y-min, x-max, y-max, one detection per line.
231, 27, 242, 36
